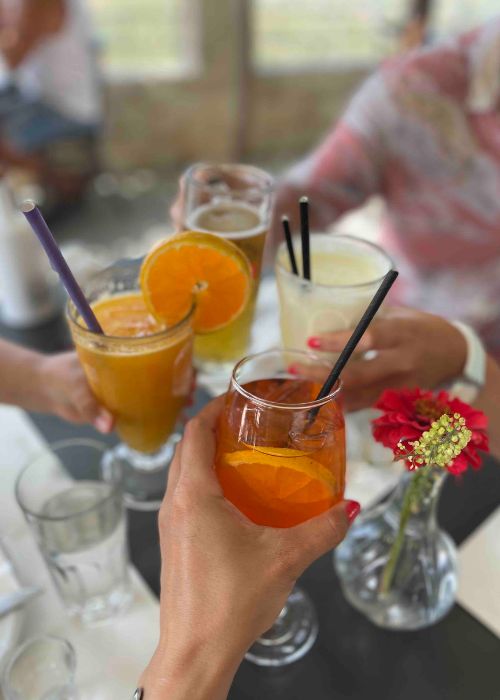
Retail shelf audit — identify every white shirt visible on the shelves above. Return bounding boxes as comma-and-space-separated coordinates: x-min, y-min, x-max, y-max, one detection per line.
3, 0, 101, 124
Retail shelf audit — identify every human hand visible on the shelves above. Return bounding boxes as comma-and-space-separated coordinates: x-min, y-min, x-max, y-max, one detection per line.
294, 307, 467, 412
140, 398, 359, 700
37, 352, 113, 432
169, 174, 186, 232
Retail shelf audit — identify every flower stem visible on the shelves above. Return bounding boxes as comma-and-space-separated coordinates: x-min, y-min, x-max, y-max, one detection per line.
379, 466, 432, 595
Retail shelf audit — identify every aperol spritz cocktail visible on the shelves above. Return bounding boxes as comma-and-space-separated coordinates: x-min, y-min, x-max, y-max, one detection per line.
216, 372, 345, 527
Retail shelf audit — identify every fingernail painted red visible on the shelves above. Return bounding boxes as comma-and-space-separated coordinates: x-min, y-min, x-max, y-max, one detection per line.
288, 364, 299, 375
345, 500, 361, 523
307, 337, 321, 349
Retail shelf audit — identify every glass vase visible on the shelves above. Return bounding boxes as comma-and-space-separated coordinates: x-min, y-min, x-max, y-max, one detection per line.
334, 466, 457, 630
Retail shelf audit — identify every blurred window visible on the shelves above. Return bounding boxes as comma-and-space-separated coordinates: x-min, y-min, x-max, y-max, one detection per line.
88, 0, 198, 76
432, 0, 497, 38
253, 0, 407, 70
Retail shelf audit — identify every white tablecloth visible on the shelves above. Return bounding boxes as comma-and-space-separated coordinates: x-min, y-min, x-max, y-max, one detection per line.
0, 405, 159, 699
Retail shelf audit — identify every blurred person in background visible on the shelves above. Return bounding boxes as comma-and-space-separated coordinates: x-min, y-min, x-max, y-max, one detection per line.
271, 16, 500, 361
0, 0, 101, 206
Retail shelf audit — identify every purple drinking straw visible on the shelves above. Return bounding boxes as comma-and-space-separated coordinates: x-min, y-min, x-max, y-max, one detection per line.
21, 201, 103, 334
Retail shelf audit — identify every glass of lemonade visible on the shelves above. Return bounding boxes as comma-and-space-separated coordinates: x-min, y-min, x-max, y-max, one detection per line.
215, 349, 345, 666
276, 234, 393, 356
183, 163, 274, 378
15, 439, 131, 625
67, 259, 194, 511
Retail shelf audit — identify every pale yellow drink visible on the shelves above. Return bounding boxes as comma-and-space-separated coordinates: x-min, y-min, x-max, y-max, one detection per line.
186, 201, 267, 367
276, 234, 392, 355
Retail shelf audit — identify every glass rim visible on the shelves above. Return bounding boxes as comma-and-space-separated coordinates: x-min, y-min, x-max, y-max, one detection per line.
184, 162, 275, 194
15, 438, 120, 522
67, 299, 195, 342
230, 349, 342, 410
276, 233, 393, 290
2, 634, 76, 687
66, 259, 195, 342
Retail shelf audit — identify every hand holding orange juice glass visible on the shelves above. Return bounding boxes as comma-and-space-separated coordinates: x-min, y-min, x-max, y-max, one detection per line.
68, 232, 252, 510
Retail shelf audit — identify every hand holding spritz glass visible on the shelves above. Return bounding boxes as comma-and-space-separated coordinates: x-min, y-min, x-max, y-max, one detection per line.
214, 348, 345, 666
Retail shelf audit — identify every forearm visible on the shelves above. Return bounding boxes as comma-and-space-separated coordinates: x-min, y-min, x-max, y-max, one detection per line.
474, 356, 500, 460
270, 123, 381, 250
0, 339, 45, 410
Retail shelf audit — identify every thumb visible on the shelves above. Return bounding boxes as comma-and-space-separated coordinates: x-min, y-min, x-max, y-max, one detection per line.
281, 500, 360, 576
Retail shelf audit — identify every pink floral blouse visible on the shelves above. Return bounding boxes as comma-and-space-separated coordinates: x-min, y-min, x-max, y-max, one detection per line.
284, 18, 500, 358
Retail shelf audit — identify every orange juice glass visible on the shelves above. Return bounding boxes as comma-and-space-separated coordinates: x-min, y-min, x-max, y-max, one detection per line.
215, 349, 345, 666
67, 259, 194, 511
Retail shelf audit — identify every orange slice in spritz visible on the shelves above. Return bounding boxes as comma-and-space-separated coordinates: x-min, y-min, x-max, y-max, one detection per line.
217, 447, 337, 527
140, 231, 252, 333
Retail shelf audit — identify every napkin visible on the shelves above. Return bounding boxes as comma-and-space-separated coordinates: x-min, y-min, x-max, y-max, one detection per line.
457, 507, 500, 639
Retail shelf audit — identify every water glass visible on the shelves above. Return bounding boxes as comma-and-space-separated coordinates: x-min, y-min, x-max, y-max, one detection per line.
2, 635, 77, 700
15, 439, 132, 624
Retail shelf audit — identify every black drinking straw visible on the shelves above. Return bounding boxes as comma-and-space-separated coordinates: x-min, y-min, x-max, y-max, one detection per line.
299, 196, 311, 280
281, 216, 298, 275
308, 269, 399, 422
21, 201, 104, 334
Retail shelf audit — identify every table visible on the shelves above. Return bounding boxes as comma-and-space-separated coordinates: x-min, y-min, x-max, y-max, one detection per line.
2, 316, 500, 700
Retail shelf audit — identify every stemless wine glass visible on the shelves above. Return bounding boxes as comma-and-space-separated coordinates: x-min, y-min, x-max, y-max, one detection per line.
215, 349, 345, 666
67, 258, 194, 511
2, 635, 77, 700
182, 163, 274, 380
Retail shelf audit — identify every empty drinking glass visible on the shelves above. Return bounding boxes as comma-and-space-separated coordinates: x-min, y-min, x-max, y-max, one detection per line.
2, 635, 77, 700
15, 439, 132, 624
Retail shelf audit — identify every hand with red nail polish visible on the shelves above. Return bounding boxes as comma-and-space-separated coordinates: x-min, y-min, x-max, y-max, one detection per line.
295, 307, 476, 414
139, 398, 357, 699
345, 500, 361, 523
307, 337, 322, 350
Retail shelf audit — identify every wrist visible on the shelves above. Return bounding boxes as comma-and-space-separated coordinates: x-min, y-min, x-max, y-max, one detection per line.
30, 354, 55, 411
443, 321, 468, 381
0, 343, 49, 412
140, 637, 242, 700
449, 322, 486, 403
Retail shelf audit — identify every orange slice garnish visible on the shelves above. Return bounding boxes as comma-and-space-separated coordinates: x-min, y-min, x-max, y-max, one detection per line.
217, 447, 336, 527
140, 231, 252, 333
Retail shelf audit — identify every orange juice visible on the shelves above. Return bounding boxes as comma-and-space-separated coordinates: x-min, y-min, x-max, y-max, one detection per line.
215, 377, 345, 527
70, 292, 193, 454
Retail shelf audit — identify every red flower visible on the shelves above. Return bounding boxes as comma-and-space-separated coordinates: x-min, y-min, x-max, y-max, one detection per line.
372, 388, 489, 474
